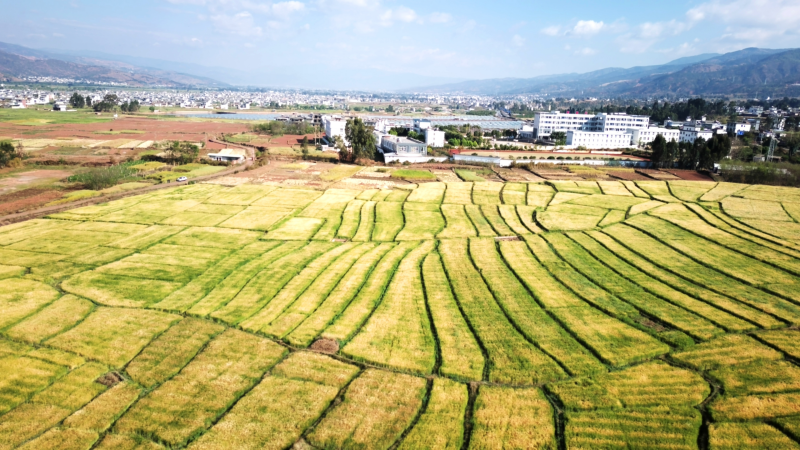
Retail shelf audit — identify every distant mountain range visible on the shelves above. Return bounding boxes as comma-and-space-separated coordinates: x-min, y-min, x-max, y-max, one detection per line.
405, 48, 800, 98
3, 40, 800, 96
0, 41, 465, 91
0, 41, 228, 88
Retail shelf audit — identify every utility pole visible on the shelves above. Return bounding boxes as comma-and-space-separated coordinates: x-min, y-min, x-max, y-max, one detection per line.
766, 134, 777, 162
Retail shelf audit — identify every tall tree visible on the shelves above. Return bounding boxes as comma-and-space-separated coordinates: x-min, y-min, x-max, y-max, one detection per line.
650, 134, 667, 168
344, 117, 375, 162
69, 92, 85, 109
0, 141, 15, 168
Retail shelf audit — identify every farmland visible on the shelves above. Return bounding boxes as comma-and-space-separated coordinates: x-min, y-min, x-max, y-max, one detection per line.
1, 177, 800, 449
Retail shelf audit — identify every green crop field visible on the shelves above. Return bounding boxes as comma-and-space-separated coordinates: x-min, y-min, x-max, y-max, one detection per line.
2, 178, 800, 449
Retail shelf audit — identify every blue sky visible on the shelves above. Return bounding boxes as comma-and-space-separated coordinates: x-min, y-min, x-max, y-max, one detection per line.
3, 0, 800, 88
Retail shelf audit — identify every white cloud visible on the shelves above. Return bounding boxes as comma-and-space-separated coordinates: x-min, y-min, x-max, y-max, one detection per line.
429, 12, 451, 23
512, 34, 525, 47
575, 47, 596, 56
209, 11, 262, 36
540, 25, 561, 36
687, 0, 800, 45
571, 20, 603, 36
272, 1, 305, 17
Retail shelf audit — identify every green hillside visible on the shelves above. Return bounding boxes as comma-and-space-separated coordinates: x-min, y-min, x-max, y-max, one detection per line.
1, 179, 800, 449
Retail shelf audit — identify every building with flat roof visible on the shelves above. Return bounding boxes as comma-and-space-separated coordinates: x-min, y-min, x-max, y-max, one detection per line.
208, 148, 246, 164
322, 115, 347, 144
566, 131, 634, 149
380, 136, 427, 156
533, 111, 649, 138
630, 127, 679, 147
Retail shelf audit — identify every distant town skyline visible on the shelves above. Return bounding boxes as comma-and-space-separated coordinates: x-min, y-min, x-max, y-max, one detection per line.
3, 0, 800, 88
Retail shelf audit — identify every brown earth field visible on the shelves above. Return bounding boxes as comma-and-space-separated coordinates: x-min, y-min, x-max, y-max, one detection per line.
0, 116, 250, 142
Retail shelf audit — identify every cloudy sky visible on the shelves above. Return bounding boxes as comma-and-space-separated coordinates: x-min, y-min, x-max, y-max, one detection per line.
3, 0, 800, 89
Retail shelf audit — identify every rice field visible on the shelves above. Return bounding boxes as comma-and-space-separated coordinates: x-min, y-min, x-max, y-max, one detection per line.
2, 179, 800, 448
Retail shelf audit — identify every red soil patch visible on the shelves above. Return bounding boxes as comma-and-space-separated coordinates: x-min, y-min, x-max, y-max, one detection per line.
662, 170, 715, 182
0, 188, 65, 215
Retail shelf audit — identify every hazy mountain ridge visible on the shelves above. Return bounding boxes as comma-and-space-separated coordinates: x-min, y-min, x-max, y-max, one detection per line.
0, 42, 227, 87
405, 48, 800, 97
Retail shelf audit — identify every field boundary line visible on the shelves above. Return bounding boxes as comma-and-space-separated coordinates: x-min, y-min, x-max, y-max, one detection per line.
541, 386, 567, 450
473, 238, 571, 376
335, 242, 419, 348
527, 236, 681, 352
651, 208, 800, 277
436, 242, 491, 382
566, 232, 766, 331
594, 230, 792, 327
493, 239, 609, 374
388, 378, 434, 450
420, 254, 443, 375
306, 243, 397, 345
626, 220, 800, 306
179, 346, 292, 448
460, 382, 479, 450
661, 355, 721, 450
301, 367, 366, 445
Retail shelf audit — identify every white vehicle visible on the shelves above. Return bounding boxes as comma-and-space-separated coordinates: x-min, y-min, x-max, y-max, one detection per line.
177, 176, 188, 182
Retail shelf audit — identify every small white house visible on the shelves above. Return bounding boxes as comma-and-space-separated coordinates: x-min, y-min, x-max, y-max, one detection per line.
208, 148, 246, 164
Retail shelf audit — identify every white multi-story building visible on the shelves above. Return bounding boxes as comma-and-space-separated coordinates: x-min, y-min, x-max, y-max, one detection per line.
533, 111, 649, 138
323, 115, 348, 144
566, 131, 634, 149
680, 122, 715, 144
726, 122, 752, 135
630, 127, 680, 146
424, 128, 445, 148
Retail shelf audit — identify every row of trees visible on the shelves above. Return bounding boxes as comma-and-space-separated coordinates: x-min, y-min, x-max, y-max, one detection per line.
650, 134, 731, 170
68, 92, 141, 113
251, 121, 315, 137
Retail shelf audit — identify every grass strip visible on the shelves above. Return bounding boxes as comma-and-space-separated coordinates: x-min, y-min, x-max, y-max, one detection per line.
498, 205, 530, 235
46, 307, 179, 367
125, 317, 225, 388
478, 238, 605, 377
286, 243, 394, 347
343, 241, 436, 374
192, 352, 359, 450
439, 239, 566, 385
709, 422, 800, 450
469, 386, 555, 449
372, 201, 404, 241
63, 381, 140, 432
306, 369, 426, 450
480, 205, 514, 235
544, 233, 725, 341
263, 243, 376, 339
212, 242, 337, 324
671, 334, 782, 371
396, 203, 445, 240
602, 224, 800, 324
240, 243, 357, 333
338, 200, 365, 239
186, 241, 303, 316
569, 232, 760, 332
352, 201, 376, 242
397, 378, 467, 450
421, 252, 484, 381
114, 329, 287, 447
322, 242, 417, 343
442, 182, 473, 205
437, 204, 477, 239
464, 205, 497, 237
5, 294, 93, 343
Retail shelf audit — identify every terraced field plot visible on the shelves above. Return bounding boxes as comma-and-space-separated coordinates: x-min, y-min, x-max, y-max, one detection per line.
2, 179, 800, 448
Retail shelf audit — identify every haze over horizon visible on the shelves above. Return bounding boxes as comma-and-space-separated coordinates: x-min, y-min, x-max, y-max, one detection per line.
3, 0, 800, 90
